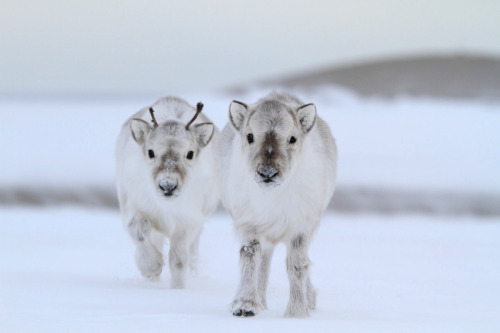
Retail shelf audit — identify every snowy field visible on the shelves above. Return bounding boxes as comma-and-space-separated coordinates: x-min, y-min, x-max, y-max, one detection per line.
0, 88, 499, 331
0, 208, 499, 332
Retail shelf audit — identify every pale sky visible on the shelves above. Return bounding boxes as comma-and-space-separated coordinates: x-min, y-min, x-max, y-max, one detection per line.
1, 0, 499, 95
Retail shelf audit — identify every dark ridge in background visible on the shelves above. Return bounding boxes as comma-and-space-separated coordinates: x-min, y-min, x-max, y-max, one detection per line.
1, 186, 499, 217
258, 54, 500, 102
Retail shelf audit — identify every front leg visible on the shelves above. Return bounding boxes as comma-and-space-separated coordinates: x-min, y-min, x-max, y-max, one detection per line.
232, 238, 263, 317
257, 242, 274, 310
306, 275, 317, 310
285, 234, 312, 317
169, 230, 189, 289
128, 215, 164, 280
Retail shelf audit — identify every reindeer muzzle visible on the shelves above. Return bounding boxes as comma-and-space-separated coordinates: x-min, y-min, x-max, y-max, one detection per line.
257, 165, 279, 183
158, 178, 178, 197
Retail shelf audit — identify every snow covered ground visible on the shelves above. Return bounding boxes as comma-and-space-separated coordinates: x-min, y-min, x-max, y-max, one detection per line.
1, 89, 499, 331
0, 208, 499, 332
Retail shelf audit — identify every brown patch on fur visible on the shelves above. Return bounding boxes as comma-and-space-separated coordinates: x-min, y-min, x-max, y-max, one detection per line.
259, 131, 284, 165
291, 234, 304, 249
153, 149, 187, 183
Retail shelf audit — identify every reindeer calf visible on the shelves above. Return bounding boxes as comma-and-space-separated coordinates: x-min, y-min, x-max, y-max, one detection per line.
217, 92, 337, 317
115, 97, 219, 288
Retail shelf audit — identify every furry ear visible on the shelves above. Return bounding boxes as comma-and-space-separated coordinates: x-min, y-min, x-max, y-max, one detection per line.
297, 103, 317, 134
130, 119, 151, 145
229, 100, 248, 131
193, 122, 214, 148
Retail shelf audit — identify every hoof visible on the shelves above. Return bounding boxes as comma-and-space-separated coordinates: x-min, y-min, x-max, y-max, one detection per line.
233, 309, 255, 317
140, 265, 162, 280
231, 298, 262, 317
136, 248, 163, 280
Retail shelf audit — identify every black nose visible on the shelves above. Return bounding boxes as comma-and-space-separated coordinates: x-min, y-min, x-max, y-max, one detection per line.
159, 182, 177, 196
257, 165, 278, 182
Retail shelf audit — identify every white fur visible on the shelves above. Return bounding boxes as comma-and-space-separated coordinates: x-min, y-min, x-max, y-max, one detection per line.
218, 92, 337, 317
115, 96, 220, 288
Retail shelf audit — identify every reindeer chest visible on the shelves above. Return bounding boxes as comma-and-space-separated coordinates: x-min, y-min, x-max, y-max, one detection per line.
228, 173, 323, 241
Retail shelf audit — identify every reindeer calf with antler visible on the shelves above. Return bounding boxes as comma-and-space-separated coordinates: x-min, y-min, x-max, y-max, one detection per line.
115, 96, 219, 288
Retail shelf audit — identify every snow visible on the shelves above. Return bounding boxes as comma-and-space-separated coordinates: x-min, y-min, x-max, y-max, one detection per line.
1, 89, 499, 330
0, 208, 499, 332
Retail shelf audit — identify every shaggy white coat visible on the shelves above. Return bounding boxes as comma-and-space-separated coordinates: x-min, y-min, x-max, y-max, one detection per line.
218, 92, 337, 317
116, 97, 220, 288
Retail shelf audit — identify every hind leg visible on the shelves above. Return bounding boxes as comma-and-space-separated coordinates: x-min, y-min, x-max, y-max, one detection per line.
128, 215, 164, 280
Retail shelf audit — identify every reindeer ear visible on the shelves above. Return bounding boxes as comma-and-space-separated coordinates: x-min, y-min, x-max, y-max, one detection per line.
229, 100, 248, 131
297, 103, 317, 134
130, 119, 151, 145
193, 122, 214, 148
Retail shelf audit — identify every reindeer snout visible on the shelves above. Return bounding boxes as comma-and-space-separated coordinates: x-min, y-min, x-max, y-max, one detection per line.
158, 179, 178, 196
257, 165, 279, 182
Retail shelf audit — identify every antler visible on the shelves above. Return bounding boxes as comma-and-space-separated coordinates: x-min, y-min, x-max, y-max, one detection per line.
149, 107, 159, 128
185, 102, 204, 130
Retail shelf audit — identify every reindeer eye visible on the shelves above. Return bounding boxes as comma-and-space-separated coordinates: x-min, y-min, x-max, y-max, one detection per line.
247, 133, 254, 144
289, 136, 297, 144
148, 150, 155, 158
186, 151, 194, 160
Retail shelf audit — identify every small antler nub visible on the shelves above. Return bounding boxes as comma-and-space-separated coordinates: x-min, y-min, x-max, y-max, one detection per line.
149, 107, 159, 128
185, 102, 204, 130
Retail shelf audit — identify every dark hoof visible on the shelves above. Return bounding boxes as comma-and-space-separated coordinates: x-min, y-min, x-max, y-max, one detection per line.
233, 309, 255, 317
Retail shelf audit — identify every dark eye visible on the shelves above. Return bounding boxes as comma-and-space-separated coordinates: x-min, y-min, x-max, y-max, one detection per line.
247, 133, 254, 144
186, 151, 194, 160
289, 136, 297, 144
148, 149, 155, 158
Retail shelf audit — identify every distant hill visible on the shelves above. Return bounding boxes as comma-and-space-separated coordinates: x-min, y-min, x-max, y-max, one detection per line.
260, 54, 500, 102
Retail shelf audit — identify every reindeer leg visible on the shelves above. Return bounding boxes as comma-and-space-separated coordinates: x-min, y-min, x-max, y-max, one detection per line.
128, 215, 164, 280
232, 237, 263, 317
257, 242, 274, 310
285, 234, 311, 317
188, 226, 202, 276
169, 229, 189, 289
306, 275, 317, 310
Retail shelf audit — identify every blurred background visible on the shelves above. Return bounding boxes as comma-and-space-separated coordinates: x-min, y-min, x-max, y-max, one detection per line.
1, 0, 499, 215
